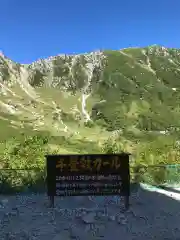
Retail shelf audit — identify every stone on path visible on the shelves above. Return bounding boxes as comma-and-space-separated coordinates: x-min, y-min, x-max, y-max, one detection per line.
82, 212, 96, 224
52, 230, 71, 240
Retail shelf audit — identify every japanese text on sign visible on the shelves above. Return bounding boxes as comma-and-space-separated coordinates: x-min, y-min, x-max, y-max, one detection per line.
55, 155, 121, 172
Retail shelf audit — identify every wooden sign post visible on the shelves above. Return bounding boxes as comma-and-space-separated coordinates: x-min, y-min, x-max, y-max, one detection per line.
46, 153, 130, 210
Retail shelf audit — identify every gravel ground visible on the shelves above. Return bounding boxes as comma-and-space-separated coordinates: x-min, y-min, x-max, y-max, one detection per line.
1, 185, 180, 240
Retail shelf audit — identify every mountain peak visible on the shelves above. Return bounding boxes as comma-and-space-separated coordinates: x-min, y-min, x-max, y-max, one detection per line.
0, 46, 180, 139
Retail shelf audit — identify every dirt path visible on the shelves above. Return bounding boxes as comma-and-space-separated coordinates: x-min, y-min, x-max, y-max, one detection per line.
1, 186, 180, 239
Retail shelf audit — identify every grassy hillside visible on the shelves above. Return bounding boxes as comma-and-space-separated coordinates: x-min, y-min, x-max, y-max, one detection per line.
94, 48, 180, 133
1, 46, 180, 192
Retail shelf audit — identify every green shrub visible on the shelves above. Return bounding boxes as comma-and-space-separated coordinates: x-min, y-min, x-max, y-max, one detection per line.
0, 134, 51, 193
84, 120, 95, 128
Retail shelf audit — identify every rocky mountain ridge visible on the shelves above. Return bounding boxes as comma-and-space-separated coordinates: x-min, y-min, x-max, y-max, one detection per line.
0, 45, 180, 143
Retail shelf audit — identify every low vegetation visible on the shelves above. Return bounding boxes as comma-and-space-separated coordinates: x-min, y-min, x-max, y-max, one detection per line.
0, 132, 180, 194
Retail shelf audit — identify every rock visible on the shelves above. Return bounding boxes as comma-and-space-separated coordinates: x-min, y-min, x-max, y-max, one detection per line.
16, 230, 30, 239
96, 213, 109, 222
52, 230, 71, 240
0, 199, 8, 207
70, 226, 93, 239
120, 218, 127, 225
1, 213, 10, 224
9, 207, 19, 216
108, 215, 116, 221
81, 210, 88, 216
9, 211, 18, 217
4, 232, 16, 240
82, 212, 96, 224
116, 214, 127, 225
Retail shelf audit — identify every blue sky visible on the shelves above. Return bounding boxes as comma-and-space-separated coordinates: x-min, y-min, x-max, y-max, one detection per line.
0, 0, 180, 63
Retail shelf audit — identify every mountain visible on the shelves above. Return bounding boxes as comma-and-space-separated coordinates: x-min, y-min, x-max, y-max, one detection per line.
1, 45, 180, 148
1, 45, 180, 190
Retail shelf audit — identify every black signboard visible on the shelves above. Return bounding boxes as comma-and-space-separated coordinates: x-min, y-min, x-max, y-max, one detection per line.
46, 153, 130, 209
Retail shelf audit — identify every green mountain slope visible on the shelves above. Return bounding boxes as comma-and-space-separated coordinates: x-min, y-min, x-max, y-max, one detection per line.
0, 45, 180, 146
1, 45, 180, 190
95, 47, 180, 133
